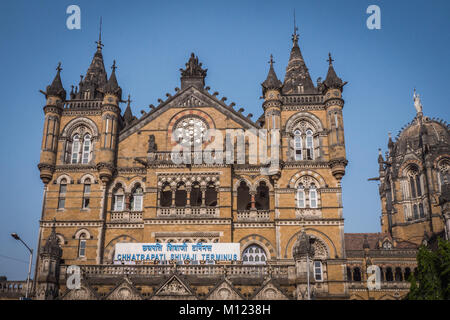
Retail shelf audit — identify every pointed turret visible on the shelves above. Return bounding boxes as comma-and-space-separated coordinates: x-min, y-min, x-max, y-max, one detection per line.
282, 26, 315, 95
261, 55, 282, 95
76, 20, 108, 100
180, 53, 208, 90
45, 62, 66, 100
123, 94, 135, 125
103, 60, 122, 99
321, 53, 347, 92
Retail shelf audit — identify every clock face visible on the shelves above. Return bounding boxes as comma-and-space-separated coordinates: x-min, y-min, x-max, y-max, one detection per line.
173, 116, 208, 147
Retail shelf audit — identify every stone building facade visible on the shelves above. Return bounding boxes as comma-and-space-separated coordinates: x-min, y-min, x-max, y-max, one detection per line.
20, 28, 450, 300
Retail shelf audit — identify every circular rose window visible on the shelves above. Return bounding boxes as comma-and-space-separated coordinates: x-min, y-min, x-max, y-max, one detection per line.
173, 116, 208, 147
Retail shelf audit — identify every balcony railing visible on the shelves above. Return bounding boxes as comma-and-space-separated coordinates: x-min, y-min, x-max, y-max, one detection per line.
59, 264, 290, 279
110, 210, 143, 223
236, 210, 270, 222
157, 207, 219, 218
348, 281, 410, 290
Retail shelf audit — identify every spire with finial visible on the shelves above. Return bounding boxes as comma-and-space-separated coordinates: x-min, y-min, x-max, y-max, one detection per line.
123, 94, 134, 125
45, 62, 66, 100
292, 9, 299, 47
77, 17, 107, 100
282, 13, 315, 95
261, 54, 282, 95
103, 60, 122, 99
96, 17, 104, 52
321, 52, 347, 93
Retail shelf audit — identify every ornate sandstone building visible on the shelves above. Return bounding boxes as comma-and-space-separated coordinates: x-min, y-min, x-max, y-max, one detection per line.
1, 27, 446, 300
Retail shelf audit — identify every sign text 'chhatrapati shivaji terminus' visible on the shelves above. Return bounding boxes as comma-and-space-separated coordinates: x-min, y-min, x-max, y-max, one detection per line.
23, 25, 450, 300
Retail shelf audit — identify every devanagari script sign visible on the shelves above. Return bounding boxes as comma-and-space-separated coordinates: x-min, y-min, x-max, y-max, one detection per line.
114, 242, 240, 264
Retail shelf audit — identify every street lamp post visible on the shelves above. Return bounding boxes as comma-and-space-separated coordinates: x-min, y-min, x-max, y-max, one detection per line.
11, 233, 33, 299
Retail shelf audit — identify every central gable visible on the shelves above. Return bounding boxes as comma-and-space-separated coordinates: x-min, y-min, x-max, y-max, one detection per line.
119, 86, 259, 143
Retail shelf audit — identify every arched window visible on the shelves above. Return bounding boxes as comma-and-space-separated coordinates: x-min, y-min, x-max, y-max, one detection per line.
297, 184, 305, 208
242, 245, 267, 265
131, 185, 143, 211
71, 134, 80, 164
82, 179, 91, 209
58, 178, 67, 209
385, 267, 394, 282
255, 181, 269, 210
415, 175, 422, 197
309, 184, 318, 208
395, 267, 403, 281
419, 203, 425, 218
353, 267, 361, 282
409, 176, 417, 198
81, 134, 91, 164
78, 233, 87, 257
175, 183, 187, 207
237, 181, 251, 211
190, 183, 202, 207
306, 129, 314, 160
346, 267, 352, 281
413, 204, 419, 220
160, 183, 172, 207
294, 130, 302, 160
314, 261, 323, 281
205, 182, 218, 207
113, 184, 125, 211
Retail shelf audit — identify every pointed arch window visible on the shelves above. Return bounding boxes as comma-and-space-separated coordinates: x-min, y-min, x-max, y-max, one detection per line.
113, 184, 125, 211
306, 129, 314, 160
131, 184, 143, 211
242, 245, 267, 265
82, 178, 91, 209
419, 203, 425, 218
78, 233, 86, 258
294, 130, 302, 160
309, 184, 318, 208
71, 134, 80, 164
413, 204, 419, 220
190, 183, 202, 207
160, 183, 172, 207
205, 182, 218, 207
82, 134, 91, 164
297, 184, 305, 208
58, 178, 67, 209
237, 181, 251, 211
175, 183, 187, 207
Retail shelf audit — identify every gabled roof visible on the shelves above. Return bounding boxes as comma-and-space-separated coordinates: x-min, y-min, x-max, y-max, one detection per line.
205, 277, 244, 300
118, 85, 259, 142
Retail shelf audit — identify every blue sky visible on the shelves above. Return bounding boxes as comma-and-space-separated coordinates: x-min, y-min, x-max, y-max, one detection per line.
0, 0, 449, 280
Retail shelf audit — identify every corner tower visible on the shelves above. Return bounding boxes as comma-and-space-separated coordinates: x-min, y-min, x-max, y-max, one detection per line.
378, 90, 450, 245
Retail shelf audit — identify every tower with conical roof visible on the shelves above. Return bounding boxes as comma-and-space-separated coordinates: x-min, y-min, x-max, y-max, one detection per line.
38, 62, 66, 185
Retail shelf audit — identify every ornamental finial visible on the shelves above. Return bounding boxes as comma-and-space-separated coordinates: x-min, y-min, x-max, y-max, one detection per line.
413, 88, 423, 114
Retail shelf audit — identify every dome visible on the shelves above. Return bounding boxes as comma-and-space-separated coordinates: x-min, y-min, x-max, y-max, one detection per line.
392, 115, 450, 157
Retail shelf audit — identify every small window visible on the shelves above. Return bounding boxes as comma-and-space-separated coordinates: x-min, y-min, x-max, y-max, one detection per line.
82, 134, 91, 164
309, 184, 317, 208
314, 261, 323, 281
58, 179, 67, 209
297, 185, 305, 208
114, 195, 124, 211
306, 129, 314, 160
131, 186, 143, 211
294, 130, 302, 161
242, 245, 267, 265
78, 234, 86, 257
71, 134, 80, 164
82, 180, 91, 209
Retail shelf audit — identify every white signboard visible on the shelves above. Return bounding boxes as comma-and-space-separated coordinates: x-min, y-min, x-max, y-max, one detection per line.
114, 243, 240, 264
